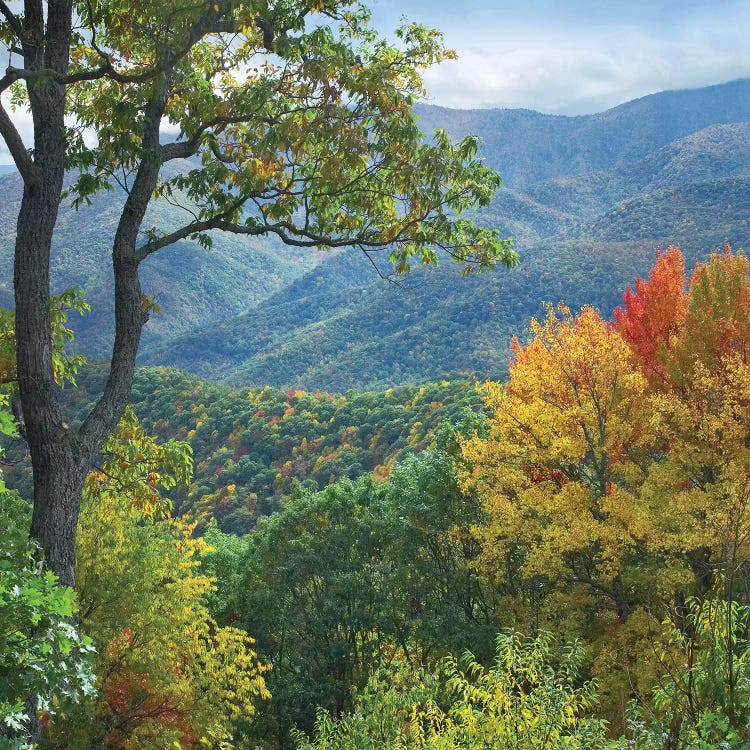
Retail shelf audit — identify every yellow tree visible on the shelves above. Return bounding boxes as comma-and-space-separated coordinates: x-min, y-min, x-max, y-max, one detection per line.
642, 358, 750, 599
461, 305, 655, 626
462, 248, 750, 726
45, 411, 270, 749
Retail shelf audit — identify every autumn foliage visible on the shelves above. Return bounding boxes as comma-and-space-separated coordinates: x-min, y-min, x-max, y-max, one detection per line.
43, 414, 270, 750
613, 246, 687, 384
461, 246, 750, 722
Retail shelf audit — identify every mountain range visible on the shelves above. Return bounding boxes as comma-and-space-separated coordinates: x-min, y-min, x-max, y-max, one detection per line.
3, 77, 750, 390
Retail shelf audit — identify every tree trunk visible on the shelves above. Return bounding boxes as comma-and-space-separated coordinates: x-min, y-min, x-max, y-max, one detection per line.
13, 0, 76, 585
28, 444, 84, 588
612, 575, 633, 623
16, 171, 83, 588
10, 0, 170, 588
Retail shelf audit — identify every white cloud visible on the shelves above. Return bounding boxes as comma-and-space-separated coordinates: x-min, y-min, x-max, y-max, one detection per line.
1, 0, 748, 166
419, 9, 750, 113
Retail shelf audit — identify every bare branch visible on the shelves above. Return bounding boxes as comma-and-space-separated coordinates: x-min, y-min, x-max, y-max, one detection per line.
0, 0, 25, 42
362, 248, 401, 284
0, 101, 38, 183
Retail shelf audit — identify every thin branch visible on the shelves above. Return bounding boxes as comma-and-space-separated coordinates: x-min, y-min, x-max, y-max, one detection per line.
362, 248, 401, 284
159, 190, 200, 223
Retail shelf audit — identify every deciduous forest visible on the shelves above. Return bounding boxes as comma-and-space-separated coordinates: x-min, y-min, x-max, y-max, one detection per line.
8, 247, 750, 749
2, 1, 750, 749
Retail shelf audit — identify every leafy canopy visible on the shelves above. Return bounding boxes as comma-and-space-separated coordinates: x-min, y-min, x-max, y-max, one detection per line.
45, 411, 270, 749
460, 245, 750, 725
5, 0, 516, 274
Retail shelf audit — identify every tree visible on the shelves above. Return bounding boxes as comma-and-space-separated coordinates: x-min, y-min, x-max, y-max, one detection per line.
385, 433, 503, 664
231, 478, 395, 744
460, 305, 654, 624
673, 247, 750, 386
0, 0, 514, 587
613, 246, 687, 388
44, 411, 269, 749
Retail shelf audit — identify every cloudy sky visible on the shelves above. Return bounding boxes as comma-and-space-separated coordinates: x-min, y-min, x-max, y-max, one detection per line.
2, 0, 749, 163
370, 0, 750, 114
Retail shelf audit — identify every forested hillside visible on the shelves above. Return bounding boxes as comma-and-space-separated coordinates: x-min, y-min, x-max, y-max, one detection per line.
4, 365, 483, 532
3, 80, 750, 390
0, 164, 321, 357
143, 236, 744, 390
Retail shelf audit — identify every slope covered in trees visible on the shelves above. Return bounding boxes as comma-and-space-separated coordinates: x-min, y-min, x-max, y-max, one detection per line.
143, 234, 747, 391
4, 366, 484, 533
6, 247, 750, 749
3, 80, 750, 391
0, 165, 322, 358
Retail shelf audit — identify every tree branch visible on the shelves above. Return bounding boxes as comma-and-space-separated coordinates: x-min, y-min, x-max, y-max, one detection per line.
2, 16, 238, 89
0, 101, 38, 183
160, 111, 278, 161
0, 0, 25, 43
75, 73, 173, 463
134, 212, 430, 261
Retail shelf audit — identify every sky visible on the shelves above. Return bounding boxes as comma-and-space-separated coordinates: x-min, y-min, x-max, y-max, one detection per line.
2, 0, 750, 163
369, 0, 750, 114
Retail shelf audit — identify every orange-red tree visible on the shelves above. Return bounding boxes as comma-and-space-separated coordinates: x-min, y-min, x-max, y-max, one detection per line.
613, 246, 687, 387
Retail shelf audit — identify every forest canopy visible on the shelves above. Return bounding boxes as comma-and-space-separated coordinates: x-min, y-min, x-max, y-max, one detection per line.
2, 1, 750, 747
5, 225, 750, 750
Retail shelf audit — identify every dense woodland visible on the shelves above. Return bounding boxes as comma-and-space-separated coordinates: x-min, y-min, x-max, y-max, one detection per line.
6, 247, 750, 749
2, 0, 750, 748
3, 368, 485, 532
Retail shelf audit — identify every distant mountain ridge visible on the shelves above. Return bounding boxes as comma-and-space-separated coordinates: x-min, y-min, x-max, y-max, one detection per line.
414, 78, 750, 188
3, 78, 750, 389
